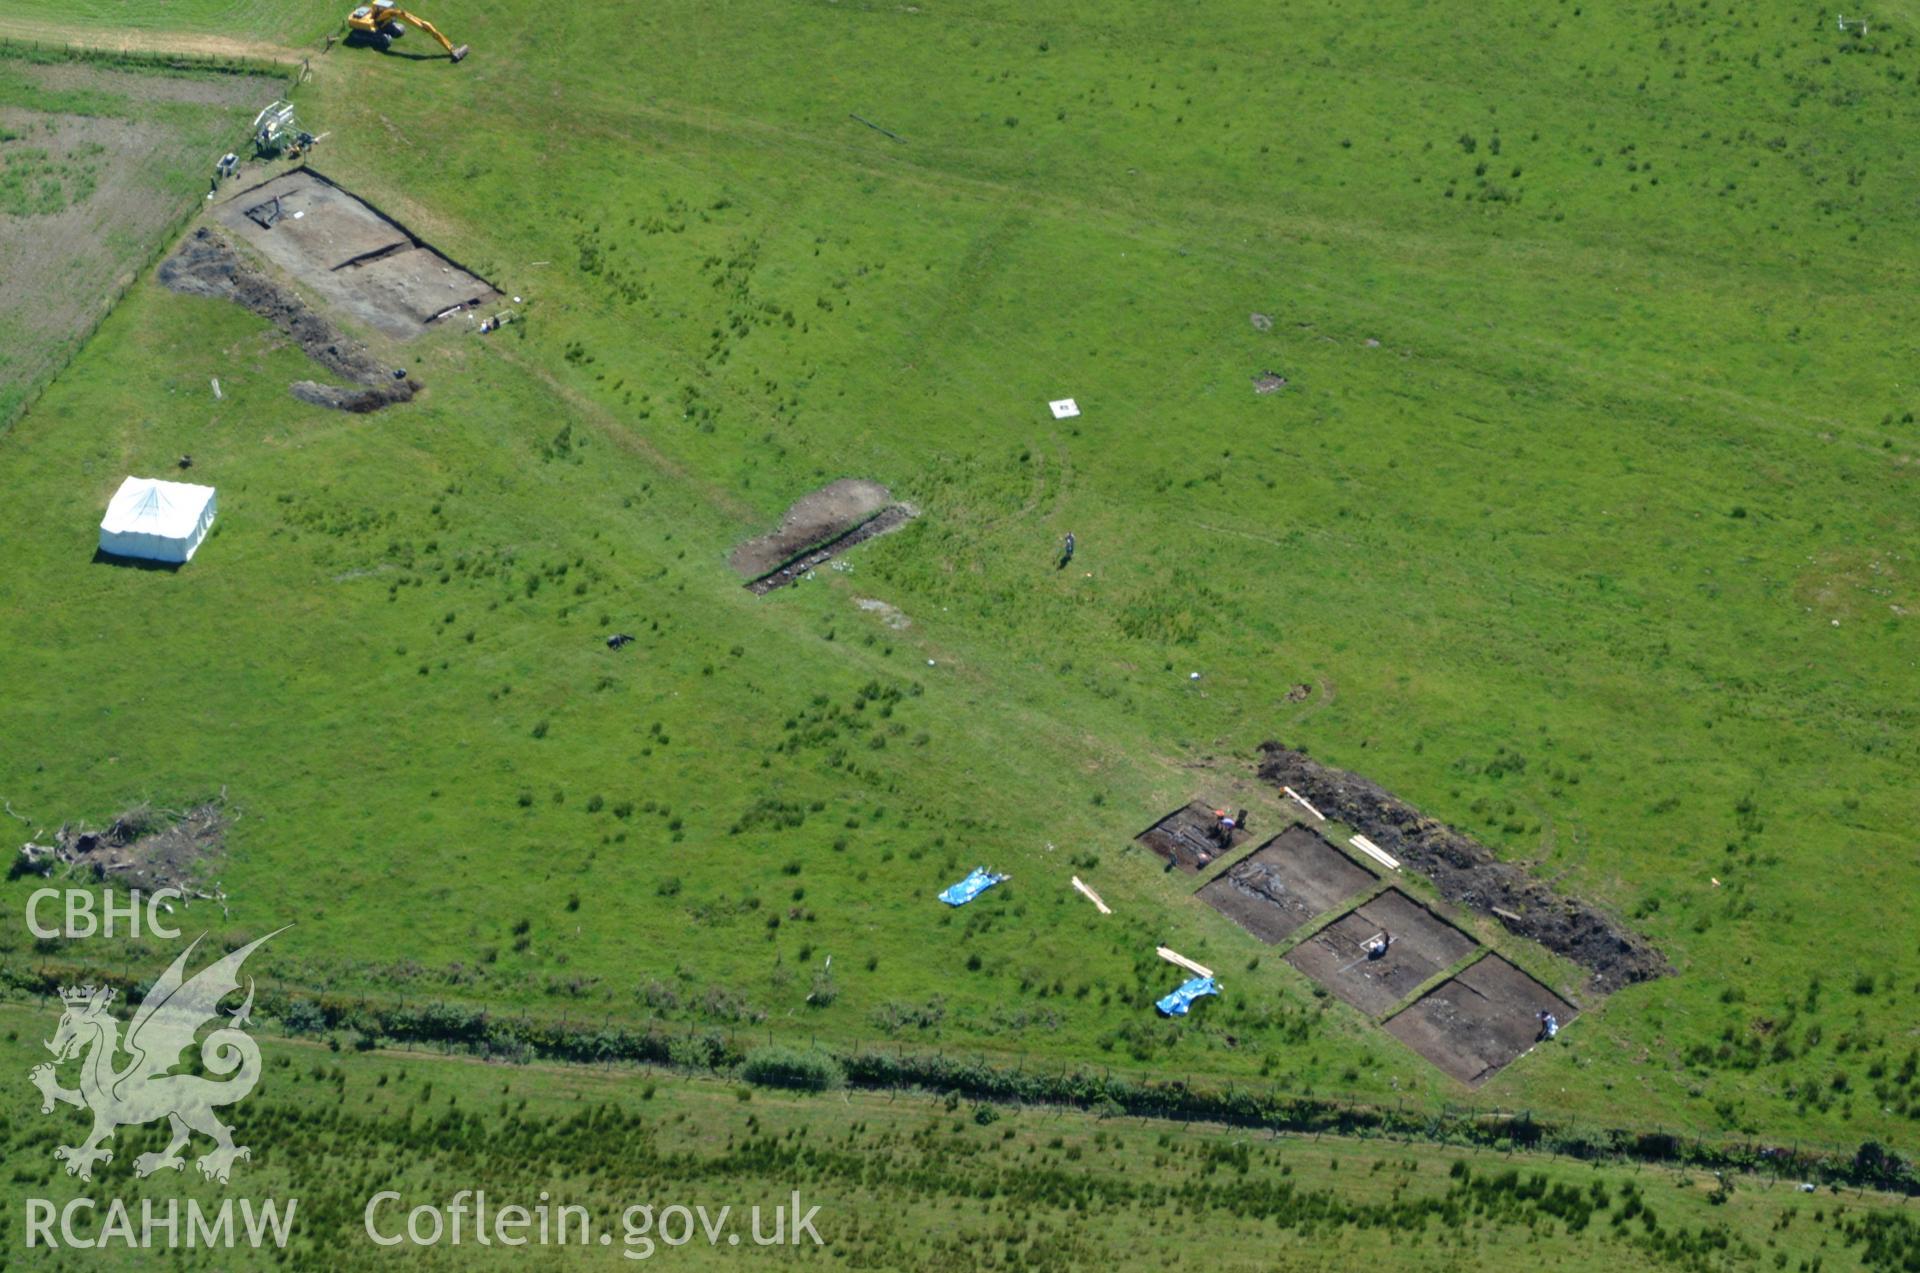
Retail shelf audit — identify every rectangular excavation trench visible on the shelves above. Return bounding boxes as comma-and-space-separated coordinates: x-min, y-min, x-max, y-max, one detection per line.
215, 166, 500, 339
1193, 824, 1377, 943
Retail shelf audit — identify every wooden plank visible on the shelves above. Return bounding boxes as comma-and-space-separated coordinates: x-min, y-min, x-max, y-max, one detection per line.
1283, 786, 1327, 821
1156, 946, 1214, 979
1348, 834, 1400, 871
1071, 875, 1112, 915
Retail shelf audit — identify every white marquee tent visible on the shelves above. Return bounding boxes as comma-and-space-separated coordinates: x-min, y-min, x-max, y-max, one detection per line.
98, 477, 217, 563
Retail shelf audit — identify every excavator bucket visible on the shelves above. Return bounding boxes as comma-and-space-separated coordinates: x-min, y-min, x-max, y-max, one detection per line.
449, 43, 469, 61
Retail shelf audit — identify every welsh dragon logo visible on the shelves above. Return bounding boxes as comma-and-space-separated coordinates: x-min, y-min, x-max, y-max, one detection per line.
28, 928, 286, 1184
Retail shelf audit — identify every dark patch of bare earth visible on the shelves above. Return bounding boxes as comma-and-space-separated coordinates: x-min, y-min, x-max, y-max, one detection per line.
1384, 955, 1579, 1087
1134, 800, 1254, 874
13, 802, 228, 896
1195, 824, 1376, 942
1284, 888, 1479, 1016
731, 479, 917, 593
159, 227, 417, 412
1258, 742, 1667, 991
213, 167, 500, 341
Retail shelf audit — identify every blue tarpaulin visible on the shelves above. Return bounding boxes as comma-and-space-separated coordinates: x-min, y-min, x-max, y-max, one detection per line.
1156, 975, 1219, 1017
939, 867, 1008, 906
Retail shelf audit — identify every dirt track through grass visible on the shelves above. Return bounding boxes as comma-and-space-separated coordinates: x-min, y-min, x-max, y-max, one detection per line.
0, 0, 332, 56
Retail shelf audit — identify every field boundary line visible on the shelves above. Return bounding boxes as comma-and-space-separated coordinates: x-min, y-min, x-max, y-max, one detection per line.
0, 971, 1907, 1194
0, 25, 304, 70
0, 46, 305, 435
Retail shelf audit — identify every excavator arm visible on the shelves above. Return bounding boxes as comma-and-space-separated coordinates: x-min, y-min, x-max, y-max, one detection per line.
345, 4, 469, 61
394, 10, 467, 60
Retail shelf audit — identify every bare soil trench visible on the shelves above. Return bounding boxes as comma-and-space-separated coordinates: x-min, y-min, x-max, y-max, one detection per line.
1133, 800, 1253, 874
1194, 825, 1375, 942
1384, 955, 1579, 1087
733, 479, 916, 594
1283, 888, 1478, 1017
214, 167, 500, 340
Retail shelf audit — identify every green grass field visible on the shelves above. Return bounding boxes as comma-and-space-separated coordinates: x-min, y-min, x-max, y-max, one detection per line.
0, 0, 1916, 1265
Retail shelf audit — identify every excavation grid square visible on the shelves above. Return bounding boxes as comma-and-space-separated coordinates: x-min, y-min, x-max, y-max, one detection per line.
1283, 889, 1479, 1017
1136, 802, 1252, 874
1195, 825, 1376, 943
1384, 955, 1578, 1087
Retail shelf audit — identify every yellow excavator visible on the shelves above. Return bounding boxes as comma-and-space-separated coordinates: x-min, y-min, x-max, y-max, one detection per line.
344, 2, 470, 61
